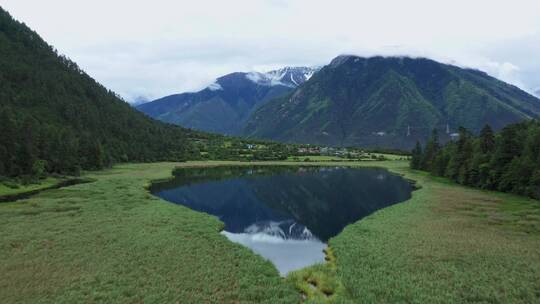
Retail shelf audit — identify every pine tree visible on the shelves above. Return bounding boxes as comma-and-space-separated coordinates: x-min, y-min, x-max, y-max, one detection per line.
414, 120, 540, 199
18, 116, 39, 176
0, 107, 19, 176
410, 141, 423, 169
431, 150, 449, 176
422, 129, 440, 171
479, 124, 495, 154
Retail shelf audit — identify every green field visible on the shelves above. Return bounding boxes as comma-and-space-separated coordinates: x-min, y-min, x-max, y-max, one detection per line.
286, 155, 347, 162
1, 161, 539, 303
370, 152, 407, 161
286, 153, 407, 162
0, 177, 65, 197
290, 162, 540, 303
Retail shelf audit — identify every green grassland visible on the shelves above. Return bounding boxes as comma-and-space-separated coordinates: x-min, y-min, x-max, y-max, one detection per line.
1, 161, 539, 303
371, 153, 406, 161
286, 155, 347, 162
0, 177, 64, 197
290, 162, 540, 303
286, 153, 407, 162
0, 162, 299, 303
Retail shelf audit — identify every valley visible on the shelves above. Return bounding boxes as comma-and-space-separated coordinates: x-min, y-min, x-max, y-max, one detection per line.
137, 56, 540, 150
1, 3, 540, 303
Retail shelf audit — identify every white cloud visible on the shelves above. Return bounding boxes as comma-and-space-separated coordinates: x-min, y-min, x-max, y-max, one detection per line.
484, 61, 523, 87
2, 0, 540, 101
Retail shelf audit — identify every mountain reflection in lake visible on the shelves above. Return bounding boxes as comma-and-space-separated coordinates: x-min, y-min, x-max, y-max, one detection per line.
150, 166, 412, 275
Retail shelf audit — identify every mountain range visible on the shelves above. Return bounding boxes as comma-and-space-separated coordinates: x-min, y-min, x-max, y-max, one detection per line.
245, 56, 540, 149
138, 56, 540, 149
137, 67, 319, 135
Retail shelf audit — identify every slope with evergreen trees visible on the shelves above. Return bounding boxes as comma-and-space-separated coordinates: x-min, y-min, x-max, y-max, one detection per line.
0, 7, 198, 180
411, 121, 540, 199
244, 55, 540, 149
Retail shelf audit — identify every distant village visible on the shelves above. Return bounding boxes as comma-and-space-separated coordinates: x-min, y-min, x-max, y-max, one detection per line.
244, 143, 360, 157
296, 146, 360, 157
243, 142, 403, 161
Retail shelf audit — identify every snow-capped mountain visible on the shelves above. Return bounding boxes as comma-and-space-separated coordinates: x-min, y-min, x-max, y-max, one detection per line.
136, 66, 319, 135
534, 88, 540, 98
246, 66, 320, 88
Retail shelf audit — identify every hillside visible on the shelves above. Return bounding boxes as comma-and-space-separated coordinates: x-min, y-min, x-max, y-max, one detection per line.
244, 55, 540, 149
0, 7, 197, 178
137, 67, 319, 135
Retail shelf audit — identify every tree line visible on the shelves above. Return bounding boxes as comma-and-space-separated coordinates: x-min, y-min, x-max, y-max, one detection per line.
0, 105, 201, 181
411, 121, 540, 199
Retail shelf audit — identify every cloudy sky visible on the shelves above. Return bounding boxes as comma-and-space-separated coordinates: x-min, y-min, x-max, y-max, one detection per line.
2, 0, 540, 102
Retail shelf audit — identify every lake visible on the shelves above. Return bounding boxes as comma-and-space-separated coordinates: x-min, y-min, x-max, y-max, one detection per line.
150, 166, 413, 275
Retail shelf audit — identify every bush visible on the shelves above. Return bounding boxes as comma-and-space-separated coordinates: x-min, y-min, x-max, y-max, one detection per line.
31, 160, 47, 178
2, 180, 20, 189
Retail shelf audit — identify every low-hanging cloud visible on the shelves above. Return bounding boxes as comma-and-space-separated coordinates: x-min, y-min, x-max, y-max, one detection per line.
2, 0, 540, 101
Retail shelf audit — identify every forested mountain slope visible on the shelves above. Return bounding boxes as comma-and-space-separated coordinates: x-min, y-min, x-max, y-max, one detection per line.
245, 56, 540, 149
0, 7, 197, 178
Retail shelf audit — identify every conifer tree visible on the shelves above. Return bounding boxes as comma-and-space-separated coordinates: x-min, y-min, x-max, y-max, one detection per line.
479, 124, 495, 154
412, 121, 540, 199
410, 141, 423, 169
421, 129, 440, 171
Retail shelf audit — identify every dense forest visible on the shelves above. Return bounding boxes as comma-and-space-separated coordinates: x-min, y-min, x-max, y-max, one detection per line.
411, 121, 540, 199
0, 8, 201, 181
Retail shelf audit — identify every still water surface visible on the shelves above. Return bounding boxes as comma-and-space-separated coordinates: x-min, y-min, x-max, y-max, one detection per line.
151, 166, 412, 275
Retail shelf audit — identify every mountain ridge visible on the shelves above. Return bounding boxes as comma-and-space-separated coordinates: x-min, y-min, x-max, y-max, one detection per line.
244, 55, 540, 149
136, 66, 320, 135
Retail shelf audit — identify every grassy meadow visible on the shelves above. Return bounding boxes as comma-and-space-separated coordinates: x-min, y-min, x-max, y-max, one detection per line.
1, 160, 539, 303
0, 162, 299, 303
291, 162, 540, 303
0, 177, 65, 197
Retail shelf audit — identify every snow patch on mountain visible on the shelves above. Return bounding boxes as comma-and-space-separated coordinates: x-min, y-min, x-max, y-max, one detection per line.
207, 82, 223, 91
245, 66, 320, 88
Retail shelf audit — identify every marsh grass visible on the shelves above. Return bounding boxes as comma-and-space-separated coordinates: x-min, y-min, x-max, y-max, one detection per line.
1, 161, 539, 303
287, 248, 354, 303
293, 161, 540, 303
0, 162, 299, 303
0, 177, 63, 196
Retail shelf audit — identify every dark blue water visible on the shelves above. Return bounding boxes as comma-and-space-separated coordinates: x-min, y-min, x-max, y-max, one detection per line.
151, 166, 412, 274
